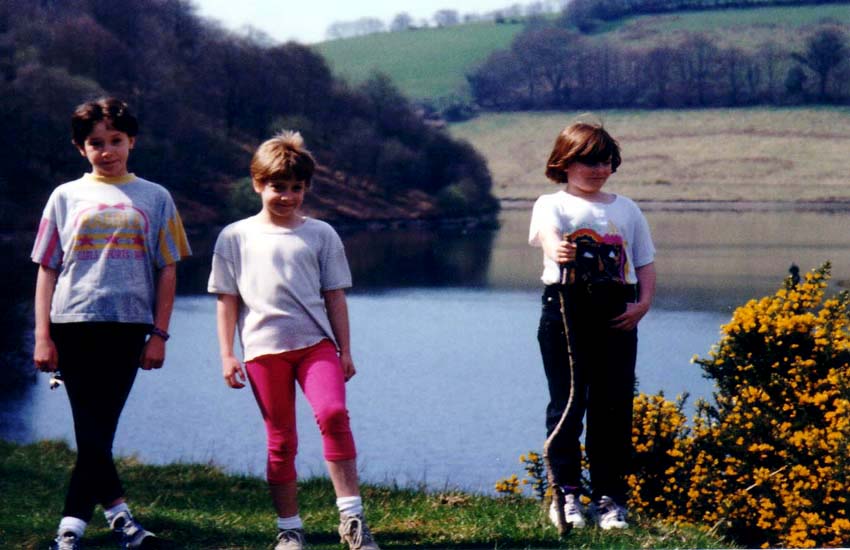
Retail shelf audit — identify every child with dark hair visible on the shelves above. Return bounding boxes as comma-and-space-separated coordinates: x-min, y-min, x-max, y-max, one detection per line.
208, 131, 380, 550
529, 119, 656, 532
32, 97, 191, 549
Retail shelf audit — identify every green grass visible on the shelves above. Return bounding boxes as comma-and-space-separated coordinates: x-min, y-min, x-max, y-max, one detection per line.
0, 440, 732, 549
314, 4, 850, 101
313, 22, 524, 100
449, 107, 850, 204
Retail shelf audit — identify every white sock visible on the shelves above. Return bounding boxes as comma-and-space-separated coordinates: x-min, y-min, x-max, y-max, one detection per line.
104, 502, 131, 524
277, 515, 303, 530
336, 496, 363, 517
58, 516, 87, 537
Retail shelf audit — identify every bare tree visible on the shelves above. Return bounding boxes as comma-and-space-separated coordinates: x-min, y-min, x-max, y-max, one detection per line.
390, 12, 414, 32
792, 25, 849, 101
433, 9, 459, 27
326, 17, 385, 40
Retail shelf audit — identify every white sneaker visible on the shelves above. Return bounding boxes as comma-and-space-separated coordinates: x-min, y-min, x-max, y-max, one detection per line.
338, 513, 380, 550
590, 496, 629, 530
548, 493, 587, 529
110, 510, 157, 548
275, 528, 306, 550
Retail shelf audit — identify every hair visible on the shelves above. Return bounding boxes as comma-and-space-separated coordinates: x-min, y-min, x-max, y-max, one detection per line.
545, 120, 621, 183
250, 131, 316, 185
71, 97, 139, 148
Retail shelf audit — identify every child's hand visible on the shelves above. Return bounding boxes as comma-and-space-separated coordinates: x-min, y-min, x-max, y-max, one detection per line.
222, 356, 246, 388
141, 337, 166, 370
339, 351, 356, 382
33, 336, 58, 372
556, 240, 577, 264
611, 302, 649, 331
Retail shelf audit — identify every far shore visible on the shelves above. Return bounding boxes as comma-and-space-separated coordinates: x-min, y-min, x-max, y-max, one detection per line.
499, 197, 850, 212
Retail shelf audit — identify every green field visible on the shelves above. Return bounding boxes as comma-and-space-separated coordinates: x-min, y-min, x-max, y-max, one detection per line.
313, 22, 524, 100
449, 107, 850, 204
1, 441, 732, 549
315, 5, 850, 101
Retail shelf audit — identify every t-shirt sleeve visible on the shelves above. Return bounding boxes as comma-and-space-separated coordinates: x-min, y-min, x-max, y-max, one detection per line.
31, 190, 63, 269
207, 229, 239, 295
631, 206, 656, 268
319, 227, 352, 291
528, 195, 558, 247
155, 194, 192, 268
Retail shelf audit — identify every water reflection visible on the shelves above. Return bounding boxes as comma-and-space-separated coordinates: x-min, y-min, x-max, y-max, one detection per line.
176, 223, 498, 295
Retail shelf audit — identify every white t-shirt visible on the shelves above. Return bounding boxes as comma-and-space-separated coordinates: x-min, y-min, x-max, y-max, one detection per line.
529, 191, 655, 286
207, 216, 352, 362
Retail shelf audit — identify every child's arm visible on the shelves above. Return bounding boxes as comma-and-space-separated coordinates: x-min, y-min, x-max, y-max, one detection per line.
216, 293, 246, 388
323, 288, 355, 381
33, 265, 59, 372
140, 263, 177, 370
612, 262, 656, 331
538, 226, 576, 265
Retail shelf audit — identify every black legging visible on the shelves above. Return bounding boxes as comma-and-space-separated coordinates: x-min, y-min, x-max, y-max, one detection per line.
538, 284, 637, 503
51, 322, 148, 522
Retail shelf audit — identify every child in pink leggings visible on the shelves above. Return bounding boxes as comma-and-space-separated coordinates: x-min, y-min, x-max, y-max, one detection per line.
208, 132, 379, 550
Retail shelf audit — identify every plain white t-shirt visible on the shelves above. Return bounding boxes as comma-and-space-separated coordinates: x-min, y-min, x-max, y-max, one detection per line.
208, 216, 352, 362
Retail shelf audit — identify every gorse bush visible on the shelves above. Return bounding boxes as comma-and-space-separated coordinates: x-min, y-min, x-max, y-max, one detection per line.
630, 263, 850, 548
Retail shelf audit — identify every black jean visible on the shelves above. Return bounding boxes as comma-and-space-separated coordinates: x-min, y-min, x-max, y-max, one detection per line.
51, 322, 148, 522
538, 284, 637, 503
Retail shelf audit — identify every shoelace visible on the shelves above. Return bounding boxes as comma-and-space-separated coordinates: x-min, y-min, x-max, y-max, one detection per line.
55, 533, 79, 550
279, 529, 305, 544
341, 515, 372, 548
598, 499, 626, 521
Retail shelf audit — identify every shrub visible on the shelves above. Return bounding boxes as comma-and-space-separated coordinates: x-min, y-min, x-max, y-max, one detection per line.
630, 263, 850, 548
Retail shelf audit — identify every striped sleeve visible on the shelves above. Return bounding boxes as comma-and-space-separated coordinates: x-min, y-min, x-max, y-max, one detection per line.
31, 194, 63, 269
155, 196, 191, 267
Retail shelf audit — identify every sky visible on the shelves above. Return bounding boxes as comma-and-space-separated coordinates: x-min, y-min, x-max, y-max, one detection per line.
192, 0, 521, 44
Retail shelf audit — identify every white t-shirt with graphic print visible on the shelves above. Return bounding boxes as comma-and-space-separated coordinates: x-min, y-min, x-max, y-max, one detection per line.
529, 191, 655, 286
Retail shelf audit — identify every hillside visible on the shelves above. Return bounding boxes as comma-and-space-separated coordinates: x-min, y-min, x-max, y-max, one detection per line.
449, 107, 850, 204
316, 4, 850, 102
314, 21, 524, 101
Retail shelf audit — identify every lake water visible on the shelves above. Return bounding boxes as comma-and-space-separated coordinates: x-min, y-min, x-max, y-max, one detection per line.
2, 208, 849, 493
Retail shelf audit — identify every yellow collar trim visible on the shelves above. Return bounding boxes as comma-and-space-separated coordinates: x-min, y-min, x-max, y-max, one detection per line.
84, 173, 136, 185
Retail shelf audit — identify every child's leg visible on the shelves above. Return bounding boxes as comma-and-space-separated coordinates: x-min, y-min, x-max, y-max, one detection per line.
53, 323, 146, 523
246, 354, 300, 517
295, 340, 358, 497
585, 325, 637, 503
538, 288, 588, 491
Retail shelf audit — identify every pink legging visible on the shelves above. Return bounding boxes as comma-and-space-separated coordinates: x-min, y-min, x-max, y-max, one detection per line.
246, 339, 356, 484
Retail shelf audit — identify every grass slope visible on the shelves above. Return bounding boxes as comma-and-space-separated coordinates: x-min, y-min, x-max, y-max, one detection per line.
1, 440, 732, 549
449, 107, 850, 204
313, 22, 524, 100
315, 4, 850, 101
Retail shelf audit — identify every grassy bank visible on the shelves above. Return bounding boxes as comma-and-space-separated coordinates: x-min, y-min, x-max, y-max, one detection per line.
0, 441, 731, 549
449, 107, 850, 205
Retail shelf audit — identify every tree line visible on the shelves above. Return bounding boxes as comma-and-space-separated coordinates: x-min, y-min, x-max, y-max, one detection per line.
0, 0, 497, 231
325, 1, 568, 40
564, 0, 850, 32
468, 21, 850, 110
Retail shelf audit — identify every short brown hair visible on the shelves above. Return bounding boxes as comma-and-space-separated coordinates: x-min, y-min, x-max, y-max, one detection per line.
71, 97, 138, 148
250, 131, 316, 185
545, 121, 621, 183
